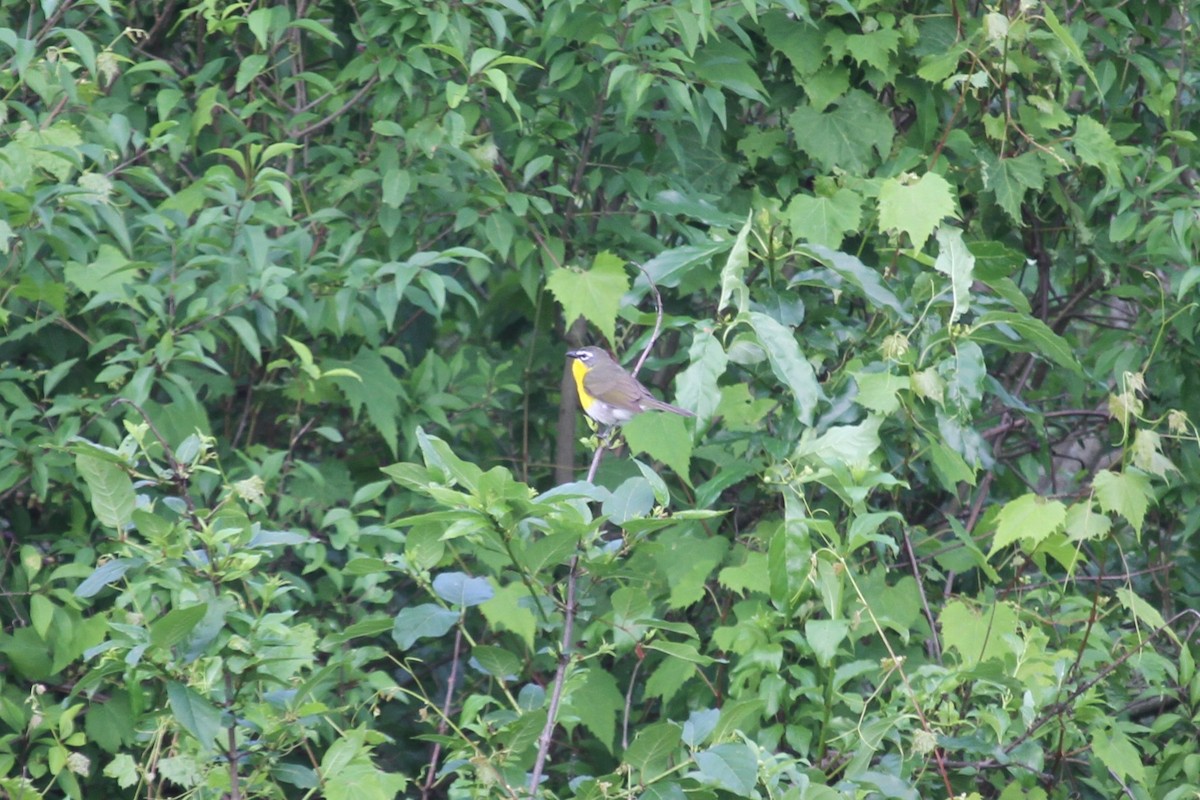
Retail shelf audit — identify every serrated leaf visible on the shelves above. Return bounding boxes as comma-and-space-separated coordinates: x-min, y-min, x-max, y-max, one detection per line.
941, 599, 1018, 666
941, 341, 986, 412
563, 668, 623, 753
988, 493, 1067, 556
623, 412, 692, 484
1114, 587, 1168, 634
981, 151, 1044, 223
546, 252, 629, 346
1064, 501, 1111, 542
480, 583, 536, 649
852, 370, 906, 414
932, 226, 974, 324
786, 188, 863, 249
1073, 116, 1121, 178
1130, 429, 1178, 478
329, 348, 406, 456
1090, 723, 1146, 786
1093, 469, 1153, 536
877, 171, 958, 251
787, 90, 893, 173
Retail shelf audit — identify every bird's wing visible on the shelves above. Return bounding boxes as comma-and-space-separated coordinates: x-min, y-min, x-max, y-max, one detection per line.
583, 364, 646, 405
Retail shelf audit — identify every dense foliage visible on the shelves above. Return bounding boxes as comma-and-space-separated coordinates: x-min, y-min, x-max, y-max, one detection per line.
2, 0, 1198, 798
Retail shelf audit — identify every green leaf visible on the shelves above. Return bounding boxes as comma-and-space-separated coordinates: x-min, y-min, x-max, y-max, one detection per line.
786, 187, 863, 249
74, 558, 141, 598
603, 477, 656, 525
166, 681, 224, 749
654, 533, 728, 610
941, 341, 986, 412
800, 245, 911, 321
644, 640, 716, 666
932, 226, 974, 324
973, 312, 1081, 374
104, 753, 140, 788
676, 330, 727, 423
718, 213, 753, 315
75, 450, 135, 532
546, 252, 629, 345
235, 53, 268, 92
471, 645, 522, 678
1093, 469, 1153, 536
150, 604, 208, 649
927, 439, 978, 490
877, 171, 958, 251
693, 41, 767, 102
320, 729, 408, 800
988, 493, 1067, 556
480, 583, 536, 650
747, 311, 823, 426
563, 668, 623, 753
623, 412, 692, 484
787, 90, 893, 173
1090, 723, 1146, 786
940, 598, 1018, 667
223, 315, 262, 364
852, 370, 906, 414
624, 722, 683, 774
431, 572, 494, 608
693, 743, 757, 795
645, 658, 697, 705
1114, 587, 1169, 635
981, 151, 1044, 224
392, 604, 459, 650
794, 416, 882, 468
804, 619, 849, 668
1040, 6, 1101, 93
1130, 429, 1178, 478
64, 244, 141, 300
330, 348, 406, 456
1073, 116, 1121, 179
1064, 501, 1111, 542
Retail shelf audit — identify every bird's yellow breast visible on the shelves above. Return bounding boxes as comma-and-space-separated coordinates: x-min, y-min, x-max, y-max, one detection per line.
571, 358, 595, 410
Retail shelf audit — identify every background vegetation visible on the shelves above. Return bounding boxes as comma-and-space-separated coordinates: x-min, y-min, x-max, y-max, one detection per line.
1, 0, 1198, 798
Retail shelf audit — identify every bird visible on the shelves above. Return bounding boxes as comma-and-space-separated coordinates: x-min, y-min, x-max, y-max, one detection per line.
566, 346, 694, 426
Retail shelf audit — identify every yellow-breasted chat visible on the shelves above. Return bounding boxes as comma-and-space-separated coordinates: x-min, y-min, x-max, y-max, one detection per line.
566, 346, 694, 426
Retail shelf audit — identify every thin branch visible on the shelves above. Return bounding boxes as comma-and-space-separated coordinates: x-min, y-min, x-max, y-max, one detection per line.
421, 626, 465, 800
289, 76, 380, 140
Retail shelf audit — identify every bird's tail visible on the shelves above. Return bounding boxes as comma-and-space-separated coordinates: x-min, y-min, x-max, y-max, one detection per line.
644, 397, 695, 417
